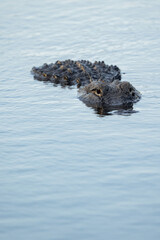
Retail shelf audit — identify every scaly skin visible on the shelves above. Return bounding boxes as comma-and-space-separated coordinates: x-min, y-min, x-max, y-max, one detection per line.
78, 80, 141, 108
31, 60, 121, 87
31, 60, 141, 110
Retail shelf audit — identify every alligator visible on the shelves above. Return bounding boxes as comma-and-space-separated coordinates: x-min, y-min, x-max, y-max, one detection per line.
31, 60, 141, 113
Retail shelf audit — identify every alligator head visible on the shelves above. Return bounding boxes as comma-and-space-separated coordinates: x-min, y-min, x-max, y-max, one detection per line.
78, 80, 141, 109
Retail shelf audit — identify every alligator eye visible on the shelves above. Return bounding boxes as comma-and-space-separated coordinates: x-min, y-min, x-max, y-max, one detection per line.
96, 89, 101, 94
43, 73, 47, 77
91, 88, 103, 97
129, 88, 132, 92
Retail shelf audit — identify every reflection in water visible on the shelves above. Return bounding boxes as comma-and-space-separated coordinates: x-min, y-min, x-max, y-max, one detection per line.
85, 103, 139, 116
33, 72, 140, 117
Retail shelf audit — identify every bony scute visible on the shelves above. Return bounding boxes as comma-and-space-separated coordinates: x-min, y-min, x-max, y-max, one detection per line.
31, 60, 141, 111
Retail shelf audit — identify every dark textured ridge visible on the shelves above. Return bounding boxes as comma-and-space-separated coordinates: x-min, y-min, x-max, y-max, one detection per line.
31, 60, 121, 87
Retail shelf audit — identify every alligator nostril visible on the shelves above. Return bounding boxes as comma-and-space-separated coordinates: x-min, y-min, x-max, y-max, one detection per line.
132, 92, 135, 97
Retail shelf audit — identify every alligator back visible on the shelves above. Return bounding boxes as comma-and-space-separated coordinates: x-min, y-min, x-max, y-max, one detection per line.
31, 60, 121, 87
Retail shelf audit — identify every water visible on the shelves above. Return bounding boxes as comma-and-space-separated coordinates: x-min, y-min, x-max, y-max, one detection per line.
0, 0, 160, 239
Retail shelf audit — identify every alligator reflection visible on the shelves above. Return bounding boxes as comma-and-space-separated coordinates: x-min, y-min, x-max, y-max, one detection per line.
89, 104, 138, 116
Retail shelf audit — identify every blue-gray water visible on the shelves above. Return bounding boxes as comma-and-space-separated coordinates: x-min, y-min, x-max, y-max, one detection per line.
0, 0, 160, 239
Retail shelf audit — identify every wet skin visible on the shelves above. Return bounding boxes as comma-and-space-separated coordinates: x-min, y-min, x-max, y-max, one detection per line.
31, 60, 141, 112
78, 80, 141, 108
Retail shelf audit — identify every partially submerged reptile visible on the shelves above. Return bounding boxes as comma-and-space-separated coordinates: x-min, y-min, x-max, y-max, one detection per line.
31, 60, 141, 112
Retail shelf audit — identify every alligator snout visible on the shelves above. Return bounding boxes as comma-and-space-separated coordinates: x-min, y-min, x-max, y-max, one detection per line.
78, 80, 141, 107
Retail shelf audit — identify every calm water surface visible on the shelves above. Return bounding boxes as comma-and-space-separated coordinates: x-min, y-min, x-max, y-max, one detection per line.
0, 0, 160, 239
